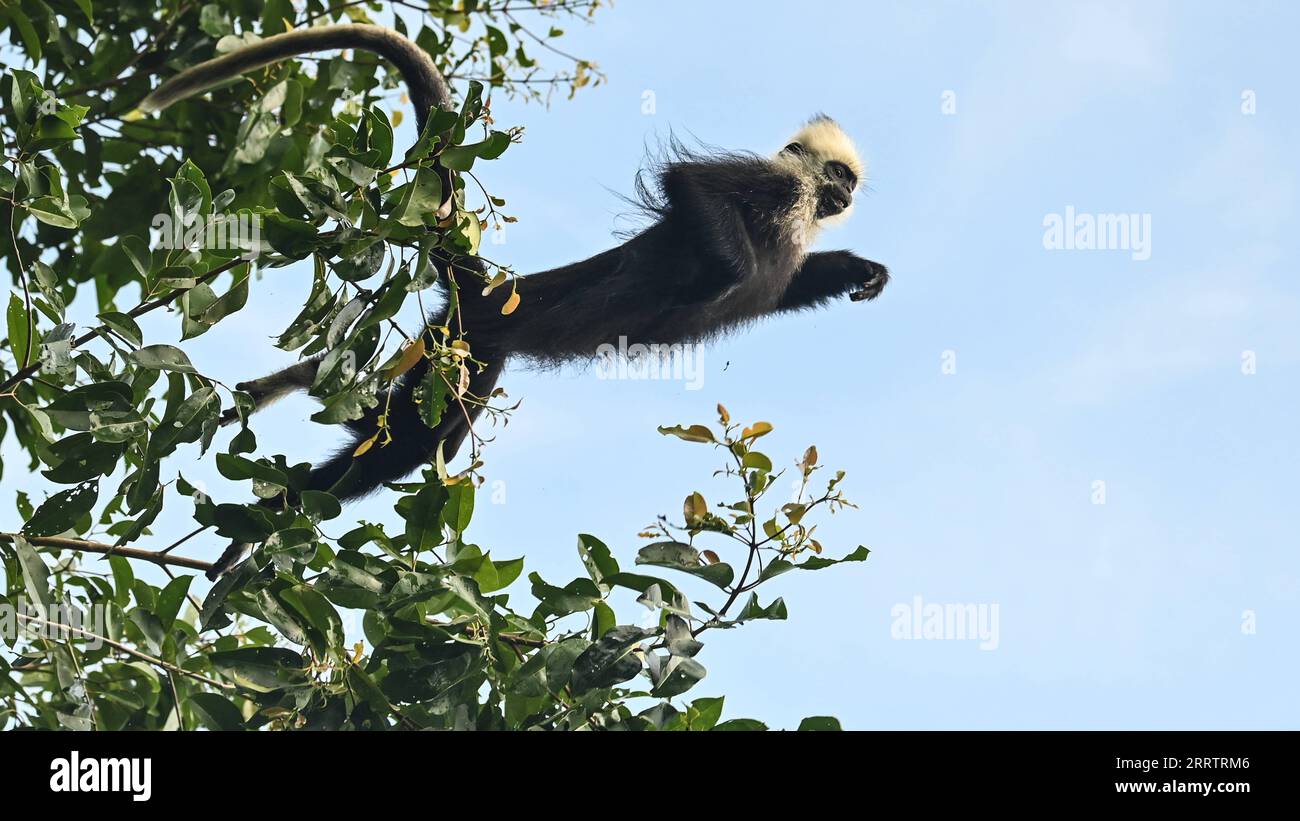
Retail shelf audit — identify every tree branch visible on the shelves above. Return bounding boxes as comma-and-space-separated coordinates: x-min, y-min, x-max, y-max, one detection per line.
0, 533, 214, 573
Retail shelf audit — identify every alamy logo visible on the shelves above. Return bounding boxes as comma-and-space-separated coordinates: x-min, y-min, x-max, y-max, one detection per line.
1, 597, 108, 649
49, 751, 151, 802
890, 595, 1000, 651
1042, 206, 1151, 261
595, 336, 705, 390
151, 211, 262, 260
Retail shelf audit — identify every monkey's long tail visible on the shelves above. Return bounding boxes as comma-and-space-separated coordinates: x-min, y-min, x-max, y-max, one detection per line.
140, 24, 457, 220
139, 24, 453, 133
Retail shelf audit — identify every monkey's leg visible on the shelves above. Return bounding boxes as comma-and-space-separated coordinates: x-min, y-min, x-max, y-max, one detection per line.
219, 356, 323, 426
778, 251, 889, 313
208, 360, 504, 579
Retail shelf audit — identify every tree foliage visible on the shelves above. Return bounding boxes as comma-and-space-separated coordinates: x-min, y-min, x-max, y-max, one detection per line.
0, 0, 868, 730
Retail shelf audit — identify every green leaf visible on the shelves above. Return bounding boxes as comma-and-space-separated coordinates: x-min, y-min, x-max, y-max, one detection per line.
188, 693, 245, 730
108, 556, 134, 609
129, 344, 196, 373
687, 696, 725, 730
97, 312, 143, 347
300, 490, 341, 522
212, 503, 274, 542
400, 483, 448, 552
577, 533, 619, 589
657, 424, 715, 443
737, 593, 788, 622
591, 601, 616, 641
279, 584, 344, 654
40, 434, 123, 484
797, 545, 871, 570
11, 535, 53, 608
215, 453, 288, 488
529, 572, 601, 617
154, 576, 193, 631
797, 716, 843, 731
636, 542, 734, 588
209, 647, 308, 693
331, 236, 385, 281
570, 625, 656, 694
22, 480, 98, 537
441, 482, 474, 532
713, 718, 768, 731
650, 656, 706, 698
7, 294, 32, 368
473, 556, 523, 594
263, 214, 320, 258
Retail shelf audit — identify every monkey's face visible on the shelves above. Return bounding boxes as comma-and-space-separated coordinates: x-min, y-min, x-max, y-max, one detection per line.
815, 160, 857, 220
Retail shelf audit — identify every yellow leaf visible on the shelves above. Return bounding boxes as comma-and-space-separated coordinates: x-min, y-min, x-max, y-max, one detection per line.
684, 491, 707, 523
383, 337, 426, 379
391, 109, 404, 128
741, 421, 773, 440
717, 403, 730, 424
482, 270, 507, 295
501, 288, 521, 316
353, 432, 379, 457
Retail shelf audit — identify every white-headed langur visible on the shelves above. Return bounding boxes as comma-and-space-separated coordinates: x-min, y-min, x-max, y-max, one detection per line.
139, 25, 890, 579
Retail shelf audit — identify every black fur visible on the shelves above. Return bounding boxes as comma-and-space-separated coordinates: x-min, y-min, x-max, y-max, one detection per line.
196, 28, 889, 579
298, 154, 888, 503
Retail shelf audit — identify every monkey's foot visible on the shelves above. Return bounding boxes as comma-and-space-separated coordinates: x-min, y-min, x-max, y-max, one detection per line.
207, 541, 250, 581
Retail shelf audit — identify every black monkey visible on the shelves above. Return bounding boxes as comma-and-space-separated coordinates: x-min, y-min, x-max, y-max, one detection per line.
140, 25, 889, 578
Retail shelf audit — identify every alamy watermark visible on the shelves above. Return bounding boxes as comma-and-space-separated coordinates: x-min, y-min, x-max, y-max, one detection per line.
1042, 206, 1151, 261
152, 211, 262, 260
595, 336, 705, 390
50, 751, 151, 802
0, 596, 109, 650
890, 595, 1000, 651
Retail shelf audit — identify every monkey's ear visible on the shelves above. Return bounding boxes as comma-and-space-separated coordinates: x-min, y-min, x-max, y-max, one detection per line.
782, 141, 807, 157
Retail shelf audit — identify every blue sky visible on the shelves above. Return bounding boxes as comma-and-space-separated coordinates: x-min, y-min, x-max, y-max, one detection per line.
6, 0, 1299, 729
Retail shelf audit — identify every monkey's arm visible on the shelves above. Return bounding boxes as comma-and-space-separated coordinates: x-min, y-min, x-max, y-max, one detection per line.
778, 251, 889, 313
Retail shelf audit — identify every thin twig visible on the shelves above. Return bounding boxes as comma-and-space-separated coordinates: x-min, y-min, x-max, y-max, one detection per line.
14, 612, 233, 690
0, 257, 245, 393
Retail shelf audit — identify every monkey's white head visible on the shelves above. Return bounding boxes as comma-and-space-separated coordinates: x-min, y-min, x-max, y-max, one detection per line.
776, 115, 866, 226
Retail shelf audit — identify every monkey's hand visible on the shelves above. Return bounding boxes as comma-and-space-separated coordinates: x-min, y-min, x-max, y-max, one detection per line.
779, 252, 889, 313
849, 260, 890, 302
